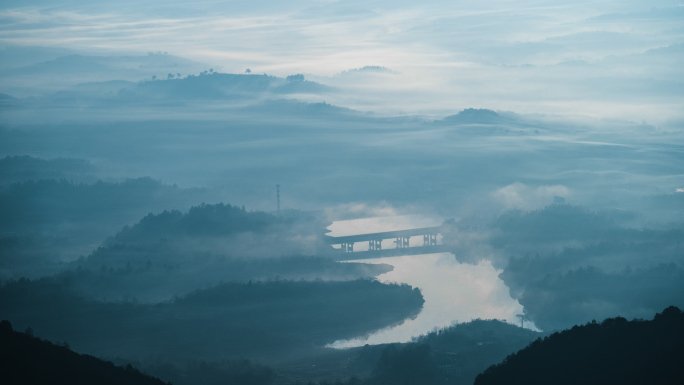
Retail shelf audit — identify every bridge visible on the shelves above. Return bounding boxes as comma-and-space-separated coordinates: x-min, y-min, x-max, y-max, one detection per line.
325, 222, 451, 260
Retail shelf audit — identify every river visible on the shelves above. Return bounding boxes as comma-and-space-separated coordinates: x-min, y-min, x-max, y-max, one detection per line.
326, 216, 536, 348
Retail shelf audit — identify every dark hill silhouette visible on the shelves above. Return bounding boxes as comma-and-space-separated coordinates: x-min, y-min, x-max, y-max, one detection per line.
0, 320, 165, 385
0, 277, 423, 361
474, 306, 684, 385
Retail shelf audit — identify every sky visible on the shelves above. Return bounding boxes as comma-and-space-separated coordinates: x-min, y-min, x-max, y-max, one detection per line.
1, 0, 683, 123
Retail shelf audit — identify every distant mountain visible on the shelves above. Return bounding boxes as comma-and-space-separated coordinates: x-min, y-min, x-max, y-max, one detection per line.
132, 72, 333, 100
441, 108, 505, 124
0, 320, 165, 385
474, 306, 684, 385
336, 66, 395, 76
12, 71, 335, 105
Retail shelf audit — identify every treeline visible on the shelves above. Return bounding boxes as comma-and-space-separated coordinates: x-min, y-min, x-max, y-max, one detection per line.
474, 306, 684, 385
68, 203, 358, 301
0, 277, 424, 361
62, 256, 391, 303
121, 72, 332, 102
90, 202, 331, 264
107, 203, 271, 244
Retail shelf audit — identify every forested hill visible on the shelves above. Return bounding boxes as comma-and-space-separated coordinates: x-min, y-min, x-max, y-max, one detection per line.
101, 202, 328, 250
0, 320, 165, 385
0, 277, 423, 360
474, 306, 684, 385
107, 202, 274, 244
85, 203, 333, 270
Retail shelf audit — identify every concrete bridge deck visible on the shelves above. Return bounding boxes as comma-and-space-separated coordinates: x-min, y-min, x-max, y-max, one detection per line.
325, 222, 451, 259
324, 225, 442, 244
335, 245, 450, 261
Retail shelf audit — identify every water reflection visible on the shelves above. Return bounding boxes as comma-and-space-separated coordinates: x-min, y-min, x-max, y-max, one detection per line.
328, 252, 535, 348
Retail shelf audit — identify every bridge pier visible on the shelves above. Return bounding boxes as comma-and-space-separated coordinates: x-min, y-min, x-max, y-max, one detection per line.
423, 234, 437, 246
369, 239, 382, 251
341, 242, 354, 253
395, 236, 410, 248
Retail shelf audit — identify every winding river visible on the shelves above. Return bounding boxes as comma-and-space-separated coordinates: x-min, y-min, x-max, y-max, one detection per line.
326, 216, 534, 348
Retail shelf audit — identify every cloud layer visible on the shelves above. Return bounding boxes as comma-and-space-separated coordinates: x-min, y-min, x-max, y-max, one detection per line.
1, 1, 683, 122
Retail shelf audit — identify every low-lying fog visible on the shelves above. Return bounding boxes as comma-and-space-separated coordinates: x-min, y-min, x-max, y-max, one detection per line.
1, 1, 683, 384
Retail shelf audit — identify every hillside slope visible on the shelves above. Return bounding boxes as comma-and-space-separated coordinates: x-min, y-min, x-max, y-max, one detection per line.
475, 306, 684, 385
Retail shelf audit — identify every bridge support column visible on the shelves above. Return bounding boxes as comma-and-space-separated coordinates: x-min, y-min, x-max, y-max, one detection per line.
369, 239, 382, 251
341, 242, 354, 253
395, 236, 410, 248
423, 234, 437, 246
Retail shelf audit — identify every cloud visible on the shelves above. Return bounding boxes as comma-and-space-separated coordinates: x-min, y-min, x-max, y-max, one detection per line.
1, 2, 683, 122
491, 182, 571, 211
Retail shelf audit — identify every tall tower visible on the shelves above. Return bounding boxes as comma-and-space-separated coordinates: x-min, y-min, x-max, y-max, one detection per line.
276, 184, 280, 215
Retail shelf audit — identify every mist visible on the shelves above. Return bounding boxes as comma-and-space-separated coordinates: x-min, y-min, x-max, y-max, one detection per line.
1, 1, 684, 384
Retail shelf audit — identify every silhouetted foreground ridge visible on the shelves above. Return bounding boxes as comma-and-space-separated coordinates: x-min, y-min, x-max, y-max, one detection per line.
0, 320, 165, 385
474, 306, 684, 385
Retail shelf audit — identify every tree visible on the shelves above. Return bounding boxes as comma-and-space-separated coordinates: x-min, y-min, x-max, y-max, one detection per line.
286, 74, 304, 82
516, 314, 529, 328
